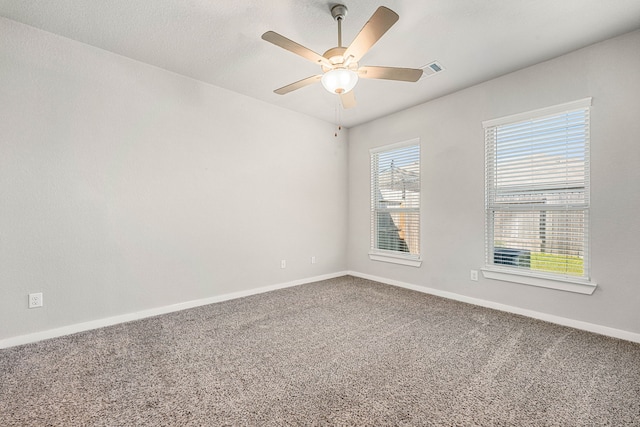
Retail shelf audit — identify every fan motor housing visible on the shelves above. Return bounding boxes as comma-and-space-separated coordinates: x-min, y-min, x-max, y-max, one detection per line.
321, 47, 358, 72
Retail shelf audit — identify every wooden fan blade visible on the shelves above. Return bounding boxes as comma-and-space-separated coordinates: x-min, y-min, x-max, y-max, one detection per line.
340, 90, 356, 109
262, 31, 332, 68
343, 7, 399, 62
358, 66, 423, 82
274, 75, 322, 95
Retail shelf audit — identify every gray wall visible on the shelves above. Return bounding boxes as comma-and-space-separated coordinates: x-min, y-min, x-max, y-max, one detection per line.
0, 18, 348, 340
2, 15, 638, 342
347, 30, 640, 334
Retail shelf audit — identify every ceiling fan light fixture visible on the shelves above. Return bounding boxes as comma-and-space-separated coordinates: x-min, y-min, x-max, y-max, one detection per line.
263, 5, 419, 109
321, 68, 358, 94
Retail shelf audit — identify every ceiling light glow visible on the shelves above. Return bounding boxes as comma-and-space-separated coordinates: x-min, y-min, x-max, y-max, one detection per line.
321, 68, 358, 94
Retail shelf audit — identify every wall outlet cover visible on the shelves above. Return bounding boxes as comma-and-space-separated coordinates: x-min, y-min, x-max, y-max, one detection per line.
29, 292, 43, 308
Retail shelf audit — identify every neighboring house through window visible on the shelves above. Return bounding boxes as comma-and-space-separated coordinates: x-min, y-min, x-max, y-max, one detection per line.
370, 139, 421, 267
482, 98, 596, 294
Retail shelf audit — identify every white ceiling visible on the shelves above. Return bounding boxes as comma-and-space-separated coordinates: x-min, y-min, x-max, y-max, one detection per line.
1, 0, 639, 127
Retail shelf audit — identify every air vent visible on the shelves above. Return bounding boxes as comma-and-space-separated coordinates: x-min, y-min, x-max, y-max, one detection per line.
420, 61, 445, 79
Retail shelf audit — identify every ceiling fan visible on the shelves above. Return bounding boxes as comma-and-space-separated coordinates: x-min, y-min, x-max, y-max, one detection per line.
261, 4, 423, 109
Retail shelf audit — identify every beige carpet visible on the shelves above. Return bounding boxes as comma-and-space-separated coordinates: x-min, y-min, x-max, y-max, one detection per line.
1, 276, 639, 426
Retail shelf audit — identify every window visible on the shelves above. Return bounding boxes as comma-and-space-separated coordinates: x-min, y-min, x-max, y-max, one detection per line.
370, 139, 421, 267
483, 98, 595, 294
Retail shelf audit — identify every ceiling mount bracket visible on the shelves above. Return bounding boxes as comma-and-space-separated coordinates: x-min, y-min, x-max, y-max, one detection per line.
330, 4, 348, 21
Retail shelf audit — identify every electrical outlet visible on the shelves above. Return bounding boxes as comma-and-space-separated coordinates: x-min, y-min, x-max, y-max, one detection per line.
280, 260, 286, 269
470, 270, 479, 281
311, 256, 316, 264
29, 292, 43, 308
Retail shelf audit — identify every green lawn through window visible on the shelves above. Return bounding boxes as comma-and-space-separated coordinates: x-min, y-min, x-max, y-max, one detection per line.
530, 252, 584, 276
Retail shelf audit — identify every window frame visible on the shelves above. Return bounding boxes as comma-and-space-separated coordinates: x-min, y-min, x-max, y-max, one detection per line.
482, 98, 597, 294
369, 138, 422, 267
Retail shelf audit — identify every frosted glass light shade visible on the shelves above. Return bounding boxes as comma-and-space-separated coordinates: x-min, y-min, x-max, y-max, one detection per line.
321, 68, 358, 94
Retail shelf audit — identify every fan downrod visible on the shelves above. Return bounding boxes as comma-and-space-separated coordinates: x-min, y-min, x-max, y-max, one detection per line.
330, 5, 348, 48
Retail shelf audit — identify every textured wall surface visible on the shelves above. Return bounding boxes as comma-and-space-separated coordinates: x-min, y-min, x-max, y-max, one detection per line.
2, 16, 639, 343
0, 18, 347, 340
347, 30, 640, 335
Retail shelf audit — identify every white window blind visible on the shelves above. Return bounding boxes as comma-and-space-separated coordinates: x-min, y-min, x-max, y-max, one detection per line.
370, 140, 420, 261
484, 99, 591, 281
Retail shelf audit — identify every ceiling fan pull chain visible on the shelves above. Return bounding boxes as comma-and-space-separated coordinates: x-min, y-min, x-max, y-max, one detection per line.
334, 102, 342, 137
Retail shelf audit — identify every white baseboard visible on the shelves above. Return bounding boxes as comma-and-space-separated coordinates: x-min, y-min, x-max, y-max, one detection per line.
5, 270, 637, 349
347, 271, 640, 344
0, 271, 349, 349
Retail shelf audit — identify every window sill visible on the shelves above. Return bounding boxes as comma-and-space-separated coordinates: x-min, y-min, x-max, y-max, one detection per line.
369, 252, 422, 267
481, 267, 597, 295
